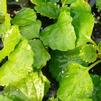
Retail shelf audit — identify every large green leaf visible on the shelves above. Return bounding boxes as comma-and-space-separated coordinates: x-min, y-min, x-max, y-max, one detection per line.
70, 0, 94, 46
57, 63, 93, 101
0, 39, 33, 86
0, 26, 21, 62
12, 8, 36, 26
49, 47, 88, 81
29, 39, 50, 69
20, 20, 41, 39
2, 72, 50, 101
40, 9, 76, 51
35, 2, 60, 19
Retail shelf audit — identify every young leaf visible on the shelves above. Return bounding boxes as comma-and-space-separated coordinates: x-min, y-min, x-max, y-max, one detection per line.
29, 39, 50, 69
0, 39, 33, 86
40, 9, 76, 51
70, 0, 94, 46
35, 2, 60, 19
12, 8, 36, 26
57, 63, 93, 101
20, 20, 41, 39
0, 26, 21, 62
80, 44, 97, 63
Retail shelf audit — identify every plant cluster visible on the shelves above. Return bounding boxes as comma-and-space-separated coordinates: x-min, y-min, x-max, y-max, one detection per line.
0, 0, 101, 101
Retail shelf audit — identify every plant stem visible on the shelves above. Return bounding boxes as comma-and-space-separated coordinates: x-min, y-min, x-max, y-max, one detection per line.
88, 60, 101, 71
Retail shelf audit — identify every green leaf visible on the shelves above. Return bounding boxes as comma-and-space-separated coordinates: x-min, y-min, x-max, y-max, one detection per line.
29, 39, 50, 69
30, 0, 59, 5
96, 0, 101, 10
0, 26, 21, 62
70, 0, 94, 46
61, 0, 76, 6
0, 0, 7, 16
0, 14, 11, 34
35, 2, 60, 19
0, 95, 12, 101
40, 9, 76, 51
49, 47, 88, 81
12, 8, 36, 26
30, 0, 47, 5
0, 39, 33, 86
20, 20, 41, 39
3, 72, 50, 101
80, 44, 97, 63
57, 63, 93, 101
91, 75, 101, 101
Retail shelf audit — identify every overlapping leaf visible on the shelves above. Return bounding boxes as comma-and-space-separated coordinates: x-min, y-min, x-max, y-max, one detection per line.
40, 9, 76, 51
0, 39, 33, 86
20, 20, 41, 39
35, 2, 60, 19
0, 26, 21, 62
70, 0, 94, 46
49, 47, 88, 81
57, 63, 93, 101
29, 39, 50, 69
12, 8, 36, 26
3, 72, 50, 101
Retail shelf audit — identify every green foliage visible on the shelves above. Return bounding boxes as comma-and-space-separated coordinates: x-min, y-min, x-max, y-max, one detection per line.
92, 75, 101, 101
0, 0, 7, 16
70, 0, 94, 46
12, 8, 36, 26
0, 26, 21, 62
20, 20, 41, 39
0, 0, 101, 101
40, 9, 76, 51
49, 47, 88, 81
80, 44, 97, 63
29, 39, 51, 69
96, 0, 101, 10
0, 39, 33, 85
57, 63, 93, 101
0, 95, 12, 101
3, 72, 49, 101
35, 2, 60, 19
30, 0, 59, 5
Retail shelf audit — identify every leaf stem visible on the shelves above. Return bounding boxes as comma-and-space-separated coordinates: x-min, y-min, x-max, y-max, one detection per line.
88, 60, 101, 71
